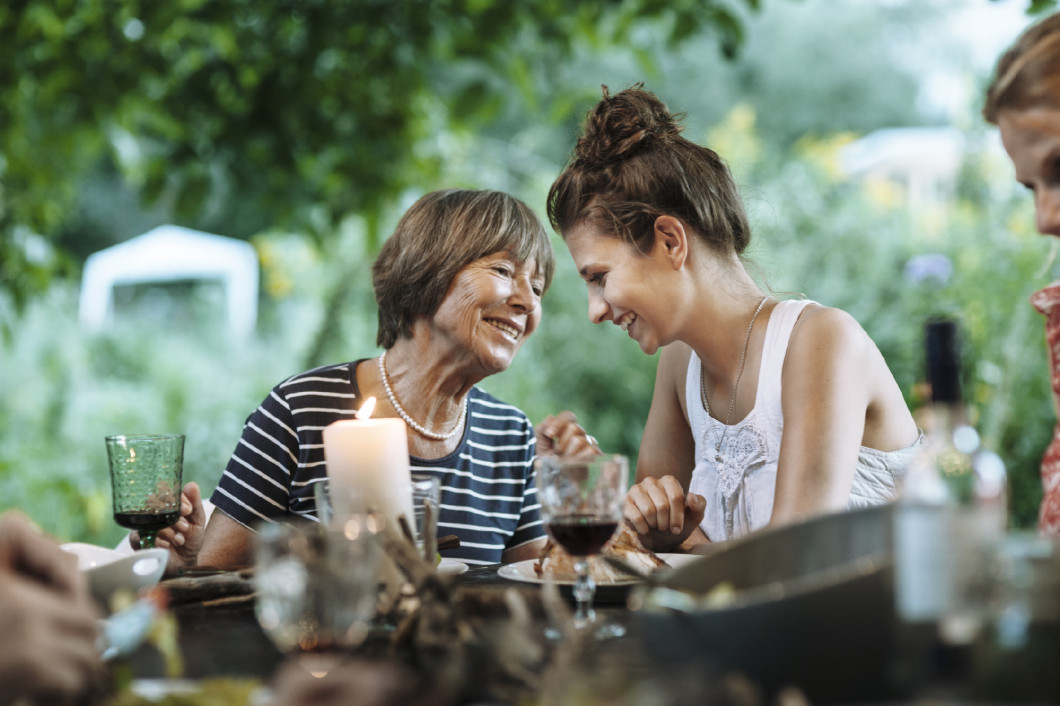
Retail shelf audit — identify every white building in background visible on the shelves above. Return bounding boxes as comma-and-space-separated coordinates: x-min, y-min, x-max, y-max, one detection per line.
78, 224, 259, 337
838, 126, 968, 211
837, 125, 1013, 215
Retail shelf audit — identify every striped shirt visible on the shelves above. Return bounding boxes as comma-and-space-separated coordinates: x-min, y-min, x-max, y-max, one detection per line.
211, 360, 544, 565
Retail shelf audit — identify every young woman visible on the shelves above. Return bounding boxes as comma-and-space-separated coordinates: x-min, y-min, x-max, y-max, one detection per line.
984, 11, 1060, 535
547, 86, 921, 550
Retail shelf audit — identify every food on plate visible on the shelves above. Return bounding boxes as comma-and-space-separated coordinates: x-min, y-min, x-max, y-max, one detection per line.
534, 521, 668, 582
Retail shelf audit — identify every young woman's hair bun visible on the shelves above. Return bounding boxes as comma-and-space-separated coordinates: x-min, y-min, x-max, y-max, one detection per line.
549, 83, 751, 257
575, 83, 683, 167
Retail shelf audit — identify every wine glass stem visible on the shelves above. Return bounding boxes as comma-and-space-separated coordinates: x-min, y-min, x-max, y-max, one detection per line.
138, 533, 157, 549
572, 557, 596, 629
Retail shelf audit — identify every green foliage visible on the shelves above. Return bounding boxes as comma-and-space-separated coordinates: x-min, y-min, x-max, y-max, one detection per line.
1022, 0, 1059, 16
2, 115, 1053, 542
0, 0, 763, 312
0, 276, 307, 545
2, 1, 1056, 542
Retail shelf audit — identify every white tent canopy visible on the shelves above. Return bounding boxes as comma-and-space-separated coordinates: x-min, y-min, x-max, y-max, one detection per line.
838, 127, 968, 210
78, 225, 259, 337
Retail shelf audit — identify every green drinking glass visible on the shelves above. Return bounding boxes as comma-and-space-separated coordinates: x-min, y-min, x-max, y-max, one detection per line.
106, 434, 185, 549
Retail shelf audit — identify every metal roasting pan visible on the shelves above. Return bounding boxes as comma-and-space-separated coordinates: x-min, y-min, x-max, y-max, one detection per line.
631, 505, 900, 704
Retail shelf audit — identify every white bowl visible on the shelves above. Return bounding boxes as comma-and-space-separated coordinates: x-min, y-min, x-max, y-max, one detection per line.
60, 543, 168, 603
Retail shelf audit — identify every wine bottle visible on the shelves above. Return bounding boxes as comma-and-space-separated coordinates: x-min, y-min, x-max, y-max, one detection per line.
894, 318, 1008, 642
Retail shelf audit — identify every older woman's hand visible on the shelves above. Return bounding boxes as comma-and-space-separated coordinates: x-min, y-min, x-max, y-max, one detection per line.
535, 411, 600, 459
624, 475, 707, 552
129, 481, 208, 577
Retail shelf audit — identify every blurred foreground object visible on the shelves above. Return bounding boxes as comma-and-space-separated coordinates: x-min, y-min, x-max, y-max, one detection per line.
631, 504, 1060, 703
894, 318, 1007, 646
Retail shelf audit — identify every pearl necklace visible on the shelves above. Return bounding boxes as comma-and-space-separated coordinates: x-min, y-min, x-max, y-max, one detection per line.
378, 350, 467, 441
700, 296, 769, 463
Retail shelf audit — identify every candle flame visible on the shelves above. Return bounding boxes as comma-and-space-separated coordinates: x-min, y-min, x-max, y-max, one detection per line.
356, 396, 376, 420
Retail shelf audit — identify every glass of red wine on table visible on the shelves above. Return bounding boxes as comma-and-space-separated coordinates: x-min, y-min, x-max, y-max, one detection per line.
535, 454, 629, 639
106, 433, 185, 549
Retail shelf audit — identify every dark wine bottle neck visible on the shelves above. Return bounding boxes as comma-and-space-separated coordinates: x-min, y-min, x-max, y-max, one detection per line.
925, 318, 961, 405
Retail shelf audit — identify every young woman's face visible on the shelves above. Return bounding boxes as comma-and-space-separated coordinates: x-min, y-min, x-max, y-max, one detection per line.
430, 251, 544, 375
999, 106, 1060, 238
565, 224, 670, 355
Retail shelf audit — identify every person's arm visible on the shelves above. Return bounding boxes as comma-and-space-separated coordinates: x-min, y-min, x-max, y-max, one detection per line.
625, 343, 706, 551
196, 511, 257, 569
196, 384, 302, 572
502, 537, 547, 564
636, 343, 697, 483
0, 512, 104, 704
770, 306, 882, 526
504, 418, 553, 564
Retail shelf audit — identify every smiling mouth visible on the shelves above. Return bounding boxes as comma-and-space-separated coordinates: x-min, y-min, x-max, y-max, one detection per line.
617, 312, 637, 333
485, 318, 520, 341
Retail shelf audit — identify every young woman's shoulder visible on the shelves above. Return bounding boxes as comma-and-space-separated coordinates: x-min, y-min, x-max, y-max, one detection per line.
787, 302, 876, 367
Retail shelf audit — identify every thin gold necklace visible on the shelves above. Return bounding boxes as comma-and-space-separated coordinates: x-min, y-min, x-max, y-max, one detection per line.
700, 296, 769, 463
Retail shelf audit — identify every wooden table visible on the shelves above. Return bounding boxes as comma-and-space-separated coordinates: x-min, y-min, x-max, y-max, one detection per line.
123, 563, 592, 680
120, 561, 1060, 705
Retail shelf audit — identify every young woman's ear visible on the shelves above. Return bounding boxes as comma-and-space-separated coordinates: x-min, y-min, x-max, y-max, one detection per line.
653, 215, 689, 270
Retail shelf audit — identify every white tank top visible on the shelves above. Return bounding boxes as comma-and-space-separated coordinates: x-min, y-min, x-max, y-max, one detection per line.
686, 299, 920, 541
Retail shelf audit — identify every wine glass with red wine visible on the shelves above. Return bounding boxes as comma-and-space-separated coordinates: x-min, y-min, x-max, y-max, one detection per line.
535, 454, 628, 638
105, 434, 184, 549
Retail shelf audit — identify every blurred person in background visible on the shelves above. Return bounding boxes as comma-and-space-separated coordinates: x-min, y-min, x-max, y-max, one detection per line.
547, 85, 922, 550
0, 511, 103, 705
984, 11, 1060, 535
138, 188, 597, 573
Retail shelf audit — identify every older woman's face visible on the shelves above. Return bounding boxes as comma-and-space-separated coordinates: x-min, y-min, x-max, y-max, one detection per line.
999, 106, 1060, 238
430, 251, 544, 374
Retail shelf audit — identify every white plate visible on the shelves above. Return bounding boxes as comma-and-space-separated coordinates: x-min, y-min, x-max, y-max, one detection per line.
498, 553, 696, 586
438, 558, 469, 575
60, 543, 168, 603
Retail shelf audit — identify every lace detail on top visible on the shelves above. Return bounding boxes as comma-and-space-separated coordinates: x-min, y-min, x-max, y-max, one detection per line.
706, 417, 769, 537
711, 421, 768, 498
686, 299, 919, 542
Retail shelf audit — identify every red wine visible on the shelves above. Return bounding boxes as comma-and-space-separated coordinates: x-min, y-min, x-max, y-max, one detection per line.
547, 515, 618, 557
114, 510, 179, 534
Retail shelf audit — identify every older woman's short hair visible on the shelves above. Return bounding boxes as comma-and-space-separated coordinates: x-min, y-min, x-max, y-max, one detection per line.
372, 189, 555, 348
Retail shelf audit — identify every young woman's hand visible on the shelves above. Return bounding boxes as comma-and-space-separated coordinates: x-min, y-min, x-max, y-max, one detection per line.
624, 475, 706, 552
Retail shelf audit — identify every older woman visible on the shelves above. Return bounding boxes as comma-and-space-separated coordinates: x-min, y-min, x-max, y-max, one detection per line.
146, 189, 595, 570
983, 11, 1060, 535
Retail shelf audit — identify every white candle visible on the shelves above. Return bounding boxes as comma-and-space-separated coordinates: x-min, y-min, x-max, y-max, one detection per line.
322, 416, 414, 531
